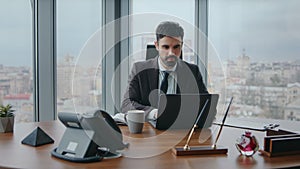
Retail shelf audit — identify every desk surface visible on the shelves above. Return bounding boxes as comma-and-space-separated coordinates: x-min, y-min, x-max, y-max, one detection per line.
0, 120, 300, 169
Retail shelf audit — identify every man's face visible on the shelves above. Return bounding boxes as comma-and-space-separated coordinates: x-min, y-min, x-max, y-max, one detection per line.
154, 36, 182, 68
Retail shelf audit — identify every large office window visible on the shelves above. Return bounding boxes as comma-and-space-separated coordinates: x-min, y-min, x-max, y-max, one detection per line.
208, 0, 300, 120
56, 0, 102, 113
0, 1, 33, 123
7, 0, 297, 122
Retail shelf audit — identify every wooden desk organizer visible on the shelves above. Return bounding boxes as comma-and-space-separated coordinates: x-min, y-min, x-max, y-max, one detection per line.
259, 133, 300, 157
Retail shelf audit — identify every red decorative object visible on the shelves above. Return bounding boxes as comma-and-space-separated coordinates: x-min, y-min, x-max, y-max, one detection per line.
236, 131, 259, 157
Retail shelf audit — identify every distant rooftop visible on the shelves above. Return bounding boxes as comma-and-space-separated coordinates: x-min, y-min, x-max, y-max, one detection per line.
287, 82, 300, 88
4, 93, 31, 100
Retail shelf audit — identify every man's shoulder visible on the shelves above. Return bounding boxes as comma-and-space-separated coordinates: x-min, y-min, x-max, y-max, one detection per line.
179, 60, 199, 70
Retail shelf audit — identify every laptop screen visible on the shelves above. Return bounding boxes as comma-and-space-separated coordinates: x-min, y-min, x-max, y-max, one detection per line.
153, 94, 219, 130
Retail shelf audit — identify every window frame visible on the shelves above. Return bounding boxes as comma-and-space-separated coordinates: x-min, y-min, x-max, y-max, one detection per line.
33, 0, 56, 121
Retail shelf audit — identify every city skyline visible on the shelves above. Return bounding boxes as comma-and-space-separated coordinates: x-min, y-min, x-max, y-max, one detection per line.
1, 53, 299, 123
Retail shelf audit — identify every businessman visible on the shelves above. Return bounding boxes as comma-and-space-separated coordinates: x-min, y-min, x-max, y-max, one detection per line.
121, 21, 208, 120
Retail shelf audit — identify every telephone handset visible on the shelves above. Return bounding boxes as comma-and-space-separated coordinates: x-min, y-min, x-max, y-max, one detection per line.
51, 110, 128, 163
98, 110, 121, 134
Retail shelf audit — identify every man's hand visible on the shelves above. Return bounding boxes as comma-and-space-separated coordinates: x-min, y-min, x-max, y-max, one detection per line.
148, 109, 158, 120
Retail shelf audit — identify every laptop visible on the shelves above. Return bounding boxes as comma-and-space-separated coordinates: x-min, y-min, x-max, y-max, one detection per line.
149, 94, 219, 130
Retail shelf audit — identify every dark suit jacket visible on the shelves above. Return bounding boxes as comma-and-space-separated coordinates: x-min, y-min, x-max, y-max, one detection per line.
121, 56, 208, 116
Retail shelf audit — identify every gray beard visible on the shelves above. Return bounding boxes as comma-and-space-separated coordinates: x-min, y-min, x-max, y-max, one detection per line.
162, 55, 178, 67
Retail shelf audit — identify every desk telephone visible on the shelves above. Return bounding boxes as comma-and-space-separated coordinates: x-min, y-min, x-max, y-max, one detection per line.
51, 110, 128, 162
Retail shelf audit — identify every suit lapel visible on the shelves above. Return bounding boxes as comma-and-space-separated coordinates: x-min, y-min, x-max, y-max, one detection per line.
148, 56, 159, 90
175, 60, 187, 93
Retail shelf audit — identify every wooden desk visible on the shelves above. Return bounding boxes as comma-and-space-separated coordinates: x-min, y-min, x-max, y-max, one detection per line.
0, 121, 300, 169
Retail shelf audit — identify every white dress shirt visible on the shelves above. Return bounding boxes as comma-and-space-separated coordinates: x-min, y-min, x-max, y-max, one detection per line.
148, 57, 178, 120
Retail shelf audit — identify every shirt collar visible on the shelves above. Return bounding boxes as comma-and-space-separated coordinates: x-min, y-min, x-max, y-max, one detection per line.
158, 56, 177, 72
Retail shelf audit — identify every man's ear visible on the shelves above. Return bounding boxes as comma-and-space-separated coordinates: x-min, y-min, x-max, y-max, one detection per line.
154, 41, 159, 51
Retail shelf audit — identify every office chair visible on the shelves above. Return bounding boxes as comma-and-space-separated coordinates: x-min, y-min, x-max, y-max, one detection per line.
146, 44, 183, 60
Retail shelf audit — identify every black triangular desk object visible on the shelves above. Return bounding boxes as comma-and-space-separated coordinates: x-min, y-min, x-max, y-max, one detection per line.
21, 127, 54, 147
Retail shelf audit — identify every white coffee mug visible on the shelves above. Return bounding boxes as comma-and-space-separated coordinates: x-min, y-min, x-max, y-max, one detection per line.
126, 110, 145, 134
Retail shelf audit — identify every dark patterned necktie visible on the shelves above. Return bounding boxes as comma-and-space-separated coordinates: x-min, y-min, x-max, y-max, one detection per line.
160, 71, 170, 94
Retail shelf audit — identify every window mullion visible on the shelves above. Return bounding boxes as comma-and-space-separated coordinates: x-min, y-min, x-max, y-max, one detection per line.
34, 0, 56, 121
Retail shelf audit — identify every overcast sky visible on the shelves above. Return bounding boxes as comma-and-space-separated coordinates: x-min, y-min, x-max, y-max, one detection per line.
0, 0, 32, 66
209, 0, 300, 62
0, 0, 299, 66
